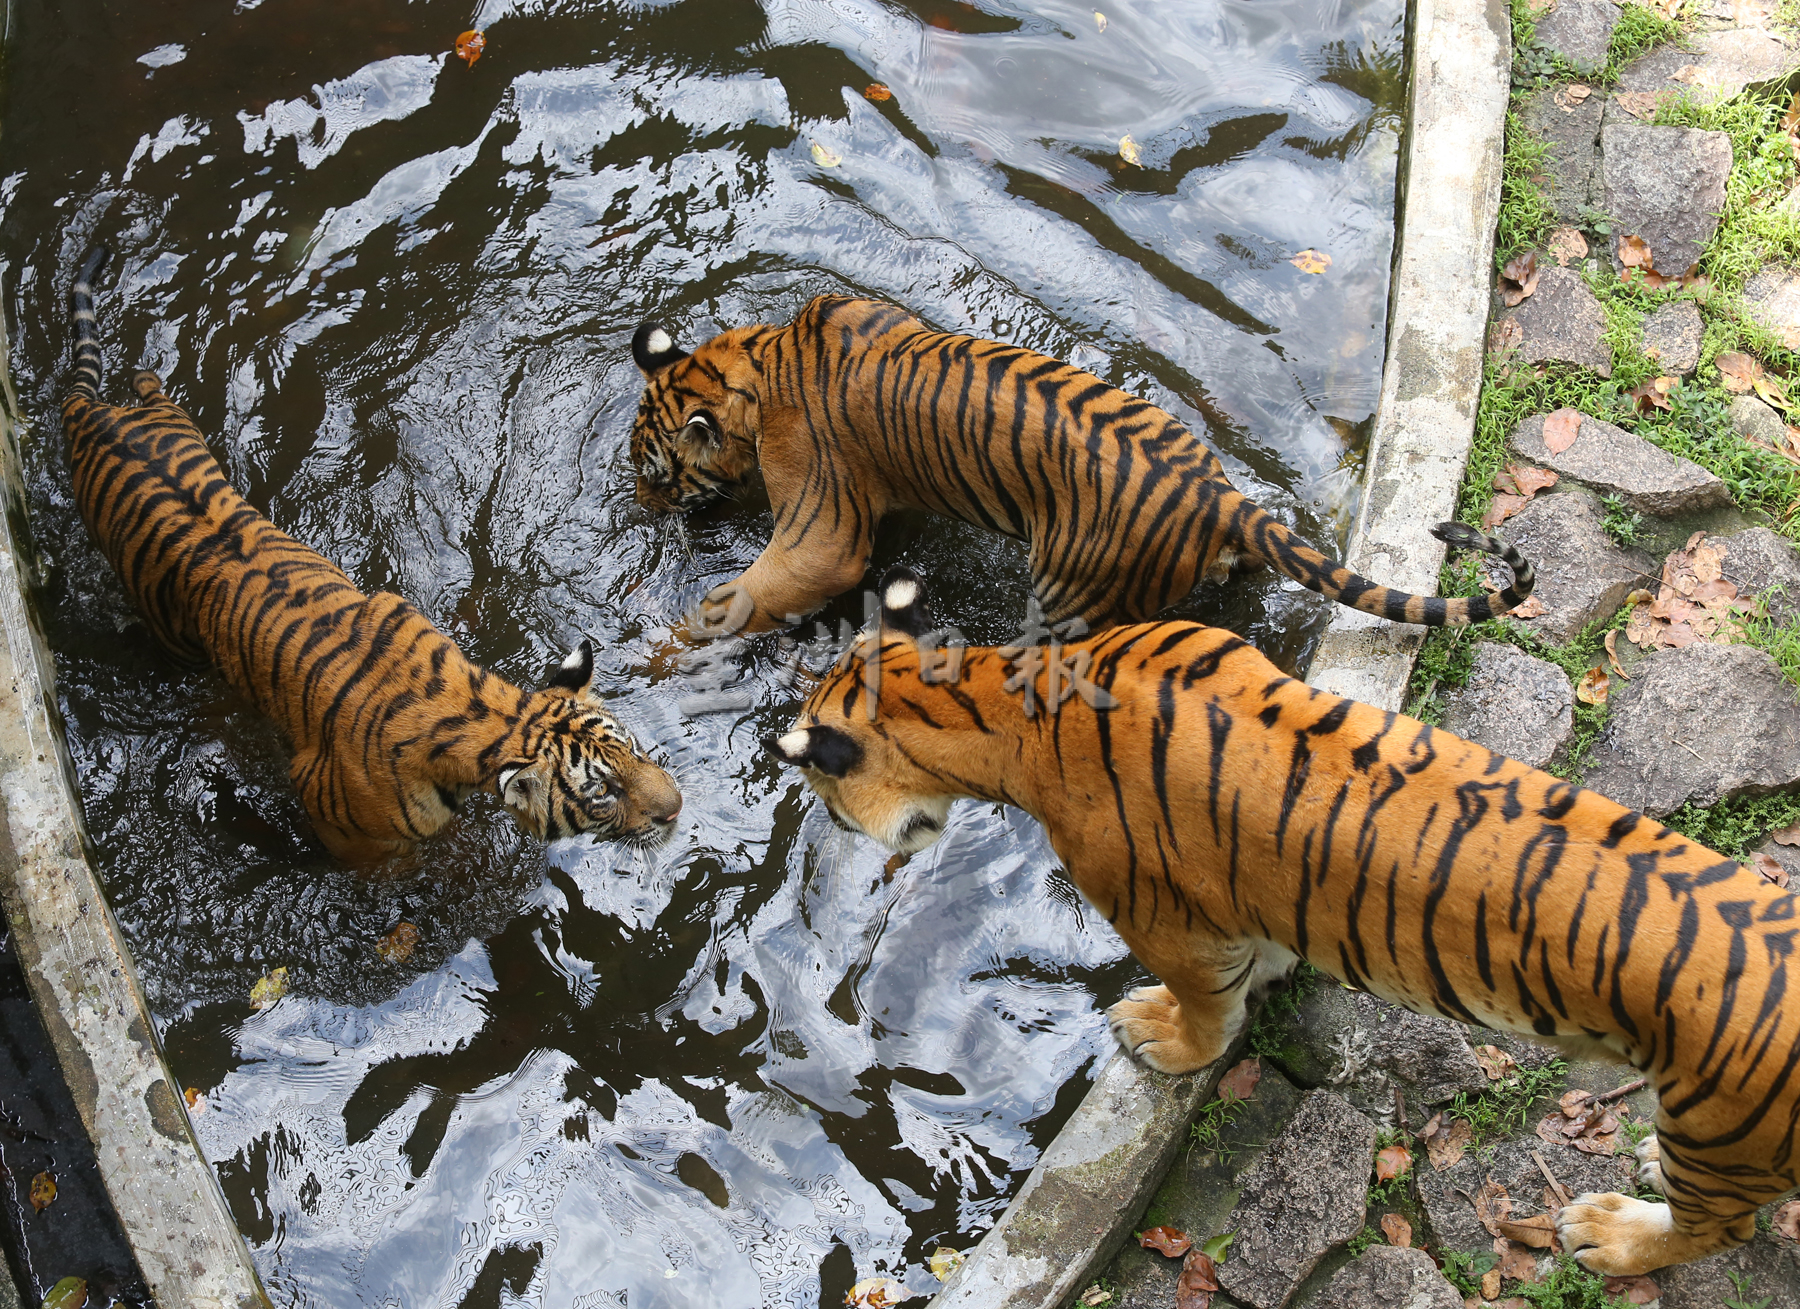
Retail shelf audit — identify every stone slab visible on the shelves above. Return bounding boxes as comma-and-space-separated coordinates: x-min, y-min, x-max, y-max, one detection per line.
1615, 26, 1798, 106
1654, 1229, 1800, 1309
1418, 1132, 1634, 1258
1439, 642, 1575, 770
1602, 123, 1732, 275
1519, 86, 1605, 225
1510, 410, 1730, 516
1583, 641, 1800, 815
1217, 1089, 1379, 1309
1296, 1245, 1464, 1309
1491, 491, 1656, 643
1730, 393, 1790, 450
1704, 525, 1800, 625
1641, 298, 1703, 374
1743, 263, 1800, 350
1495, 266, 1612, 375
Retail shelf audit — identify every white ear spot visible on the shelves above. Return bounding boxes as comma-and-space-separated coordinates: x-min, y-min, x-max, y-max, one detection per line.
560, 646, 584, 670
884, 578, 920, 610
646, 328, 673, 356
776, 729, 811, 760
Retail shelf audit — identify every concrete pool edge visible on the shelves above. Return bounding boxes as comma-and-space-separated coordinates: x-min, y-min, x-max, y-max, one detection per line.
0, 320, 270, 1303
927, 0, 1510, 1300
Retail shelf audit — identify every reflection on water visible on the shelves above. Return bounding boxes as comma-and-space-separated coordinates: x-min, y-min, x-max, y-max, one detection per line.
0, 0, 1401, 1301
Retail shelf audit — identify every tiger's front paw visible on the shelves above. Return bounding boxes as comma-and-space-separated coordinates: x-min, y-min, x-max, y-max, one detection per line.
1634, 1134, 1664, 1195
1555, 1192, 1677, 1276
1106, 986, 1215, 1075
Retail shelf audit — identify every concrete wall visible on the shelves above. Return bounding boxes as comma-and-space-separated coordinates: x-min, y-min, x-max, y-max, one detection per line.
929, 0, 1510, 1301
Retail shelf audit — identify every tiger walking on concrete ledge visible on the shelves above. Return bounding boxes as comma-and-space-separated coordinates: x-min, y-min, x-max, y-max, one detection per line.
63, 246, 681, 866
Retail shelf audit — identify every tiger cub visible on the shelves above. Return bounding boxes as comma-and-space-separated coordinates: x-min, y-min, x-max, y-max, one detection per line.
629, 296, 1533, 634
765, 567, 1797, 1278
62, 247, 680, 866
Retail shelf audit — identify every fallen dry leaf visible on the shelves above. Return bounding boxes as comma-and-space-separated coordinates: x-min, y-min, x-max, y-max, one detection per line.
1217, 1057, 1262, 1104
1773, 821, 1800, 847
1755, 372, 1791, 408
1176, 1248, 1218, 1309
376, 920, 421, 964
1376, 1143, 1414, 1181
1773, 1198, 1800, 1240
1618, 234, 1654, 270
1717, 351, 1762, 393
184, 1086, 208, 1116
1547, 227, 1588, 266
1603, 630, 1629, 680
864, 83, 892, 101
1474, 1044, 1519, 1081
1079, 1288, 1112, 1308
1603, 1274, 1662, 1304
1575, 665, 1609, 706
1626, 375, 1677, 413
454, 29, 486, 67
1140, 1226, 1194, 1258
1291, 248, 1331, 275
1381, 1213, 1414, 1247
1512, 465, 1559, 496
1782, 91, 1800, 135
1750, 852, 1790, 888
1508, 594, 1548, 620
1496, 1214, 1559, 1249
1481, 1266, 1503, 1300
846, 1278, 907, 1307
1423, 1113, 1474, 1169
1542, 407, 1582, 454
1554, 84, 1593, 112
1613, 90, 1664, 120
1559, 1089, 1594, 1117
1482, 492, 1531, 529
1473, 1177, 1513, 1237
249, 966, 289, 1011
929, 1248, 963, 1281
29, 1170, 55, 1213
1494, 1238, 1540, 1282
1118, 134, 1141, 166
42, 1279, 86, 1309
1489, 318, 1524, 356
1501, 251, 1541, 307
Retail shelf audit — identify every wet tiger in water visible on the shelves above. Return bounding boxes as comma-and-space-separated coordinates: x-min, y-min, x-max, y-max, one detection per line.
628, 295, 1534, 634
62, 247, 680, 866
766, 567, 1799, 1279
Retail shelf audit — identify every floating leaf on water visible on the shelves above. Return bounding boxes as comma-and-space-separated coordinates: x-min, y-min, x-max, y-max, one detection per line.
184, 1086, 208, 1116
249, 966, 289, 1011
929, 1247, 964, 1281
811, 141, 843, 167
376, 920, 421, 964
454, 30, 486, 66
1094, 9, 1108, 31
1380, 1212, 1413, 1247
29, 1171, 55, 1213
1139, 1225, 1193, 1257
1289, 248, 1330, 275
845, 1278, 908, 1307
42, 1278, 87, 1309
1118, 134, 1141, 166
864, 83, 892, 101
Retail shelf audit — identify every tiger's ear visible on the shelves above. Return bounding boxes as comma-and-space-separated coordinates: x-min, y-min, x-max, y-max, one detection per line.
878, 566, 934, 638
762, 725, 862, 777
497, 762, 541, 810
633, 322, 689, 375
547, 639, 595, 693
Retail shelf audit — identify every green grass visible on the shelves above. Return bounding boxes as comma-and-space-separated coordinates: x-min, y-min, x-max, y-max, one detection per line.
1344, 1225, 1381, 1257
1600, 493, 1646, 545
1663, 790, 1800, 859
1509, 0, 1680, 90
1517, 1257, 1634, 1308
1447, 1056, 1569, 1149
1498, 109, 1561, 272
1189, 1094, 1249, 1162
1244, 961, 1322, 1058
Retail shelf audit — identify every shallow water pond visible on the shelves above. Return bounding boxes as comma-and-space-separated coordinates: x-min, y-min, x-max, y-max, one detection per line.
0, 0, 1402, 1302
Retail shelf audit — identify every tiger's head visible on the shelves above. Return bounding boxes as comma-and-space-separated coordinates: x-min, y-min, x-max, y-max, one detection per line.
762, 570, 959, 855
628, 320, 765, 513
499, 640, 683, 847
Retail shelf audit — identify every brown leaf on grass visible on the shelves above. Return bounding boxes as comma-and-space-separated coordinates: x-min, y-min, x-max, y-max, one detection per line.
1474, 1045, 1518, 1080
1618, 234, 1654, 270
1513, 465, 1558, 495
1473, 1177, 1513, 1237
1575, 666, 1610, 706
1489, 318, 1524, 356
1376, 1144, 1414, 1181
1494, 1238, 1540, 1282
1754, 372, 1791, 408
1548, 227, 1588, 266
1140, 1226, 1193, 1258
1603, 630, 1629, 680
1773, 1198, 1800, 1240
1497, 1214, 1559, 1249
1603, 1274, 1662, 1304
454, 29, 486, 66
1508, 594, 1548, 620
1481, 1266, 1503, 1300
1380, 1213, 1414, 1247
1750, 852, 1790, 888
1423, 1114, 1474, 1169
376, 921, 421, 964
1781, 92, 1800, 135
1542, 408, 1582, 454
1482, 493, 1532, 529
1216, 1057, 1261, 1104
1717, 351, 1763, 393
1773, 821, 1800, 847
29, 1170, 55, 1213
864, 83, 893, 101
1501, 251, 1541, 306
1626, 375, 1677, 412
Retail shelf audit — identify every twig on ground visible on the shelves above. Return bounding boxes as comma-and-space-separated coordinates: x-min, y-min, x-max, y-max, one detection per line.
1597, 1077, 1647, 1103
1533, 1150, 1572, 1208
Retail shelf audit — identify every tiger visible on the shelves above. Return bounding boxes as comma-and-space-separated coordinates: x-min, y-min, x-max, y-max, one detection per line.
628, 295, 1534, 635
62, 246, 682, 867
763, 565, 1799, 1278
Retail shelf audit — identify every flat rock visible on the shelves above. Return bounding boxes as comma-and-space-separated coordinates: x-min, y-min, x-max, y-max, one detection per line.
1703, 525, 1800, 625
1654, 1229, 1800, 1309
1488, 492, 1656, 643
1298, 1246, 1463, 1309
1615, 26, 1797, 106
1439, 643, 1574, 771
1742, 263, 1800, 350
1602, 123, 1732, 275
1582, 641, 1800, 816
1418, 1132, 1632, 1258
1758, 837, 1800, 881
1217, 1089, 1379, 1309
1730, 393, 1789, 449
1641, 299, 1703, 374
1520, 88, 1605, 225
1264, 988, 1490, 1123
1511, 410, 1731, 516
1534, 0, 1622, 71
1495, 266, 1611, 376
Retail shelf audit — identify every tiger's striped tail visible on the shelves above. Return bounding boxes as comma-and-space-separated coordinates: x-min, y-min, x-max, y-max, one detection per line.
1427, 521, 1536, 623
68, 246, 109, 400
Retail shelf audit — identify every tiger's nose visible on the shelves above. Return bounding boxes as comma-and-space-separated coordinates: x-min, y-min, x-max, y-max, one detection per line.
650, 793, 682, 825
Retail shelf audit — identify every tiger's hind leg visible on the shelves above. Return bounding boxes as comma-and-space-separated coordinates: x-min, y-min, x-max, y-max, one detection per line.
1106, 937, 1285, 1075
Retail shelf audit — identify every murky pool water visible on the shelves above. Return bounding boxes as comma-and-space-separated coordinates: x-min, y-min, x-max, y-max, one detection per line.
0, 0, 1401, 1302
